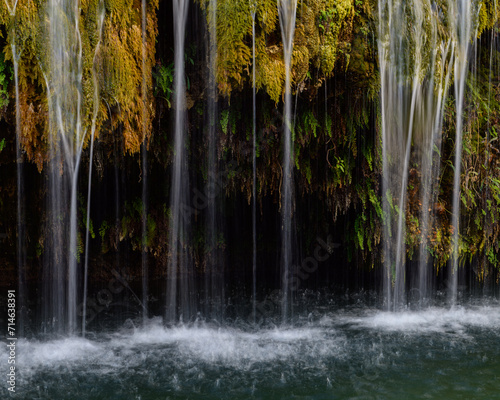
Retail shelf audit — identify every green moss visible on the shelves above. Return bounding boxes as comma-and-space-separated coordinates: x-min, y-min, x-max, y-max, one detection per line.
0, 0, 158, 160
0, 52, 11, 109
198, 0, 354, 102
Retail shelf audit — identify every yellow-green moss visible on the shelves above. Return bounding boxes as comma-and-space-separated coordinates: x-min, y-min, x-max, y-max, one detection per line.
1, 0, 158, 163
198, 0, 354, 102
477, 0, 500, 37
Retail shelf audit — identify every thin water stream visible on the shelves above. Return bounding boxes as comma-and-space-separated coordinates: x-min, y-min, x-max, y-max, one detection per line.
167, 0, 192, 323
449, 0, 475, 305
278, 0, 298, 322
141, 0, 150, 325
251, 3, 257, 325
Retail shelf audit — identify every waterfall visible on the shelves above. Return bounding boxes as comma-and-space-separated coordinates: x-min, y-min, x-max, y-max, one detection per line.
378, 0, 393, 310
278, 0, 297, 322
251, 3, 257, 324
82, 2, 105, 337
14, 45, 25, 336
167, 0, 192, 323
113, 101, 123, 291
141, 0, 149, 325
204, 0, 224, 321
378, 0, 424, 310
417, 40, 454, 304
377, 0, 474, 310
449, 0, 475, 305
8, 2, 26, 336
44, 0, 85, 334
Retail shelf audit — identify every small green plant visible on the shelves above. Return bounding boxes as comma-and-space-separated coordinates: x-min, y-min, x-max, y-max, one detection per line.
153, 61, 174, 107
0, 53, 12, 109
99, 220, 110, 241
220, 109, 229, 134
0, 138, 5, 152
318, 9, 336, 33
99, 220, 110, 253
334, 156, 345, 173
303, 110, 319, 138
145, 215, 156, 247
184, 47, 195, 90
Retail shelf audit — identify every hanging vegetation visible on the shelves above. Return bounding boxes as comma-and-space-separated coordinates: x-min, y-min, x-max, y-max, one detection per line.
0, 0, 499, 279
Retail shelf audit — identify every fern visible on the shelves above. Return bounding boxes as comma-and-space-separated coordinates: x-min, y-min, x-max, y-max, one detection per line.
220, 109, 229, 134
368, 186, 382, 219
0, 52, 11, 109
325, 113, 332, 137
99, 220, 110, 241
153, 62, 174, 107
355, 214, 364, 251
146, 215, 157, 247
304, 111, 319, 138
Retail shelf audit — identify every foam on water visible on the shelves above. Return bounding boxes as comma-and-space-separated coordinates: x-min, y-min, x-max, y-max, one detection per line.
113, 322, 344, 368
0, 322, 343, 377
2, 305, 500, 399
20, 337, 101, 365
343, 305, 500, 333
2, 305, 499, 380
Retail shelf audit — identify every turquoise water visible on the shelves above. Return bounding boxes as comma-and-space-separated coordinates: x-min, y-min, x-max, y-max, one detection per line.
2, 304, 500, 399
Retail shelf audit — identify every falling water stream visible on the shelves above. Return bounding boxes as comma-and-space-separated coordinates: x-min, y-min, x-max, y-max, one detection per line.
6, 1, 26, 336
205, 0, 224, 321
416, 40, 453, 304
141, 0, 149, 325
251, 3, 257, 324
378, 0, 421, 310
82, 2, 105, 338
449, 0, 475, 305
13, 45, 25, 336
44, 0, 85, 334
378, 0, 477, 309
278, 0, 297, 322
167, 0, 192, 323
